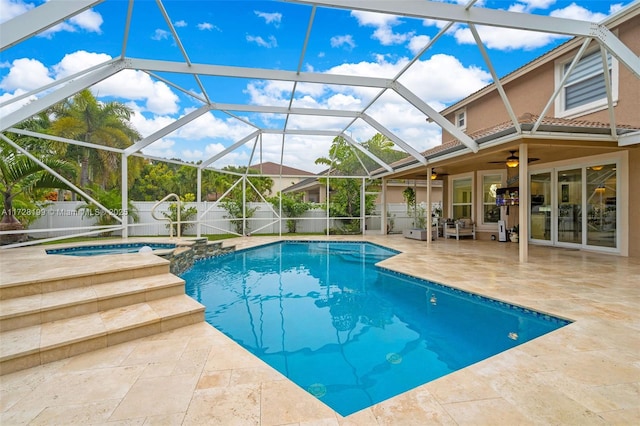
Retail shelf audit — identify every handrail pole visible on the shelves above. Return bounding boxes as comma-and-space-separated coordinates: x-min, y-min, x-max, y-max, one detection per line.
151, 193, 181, 239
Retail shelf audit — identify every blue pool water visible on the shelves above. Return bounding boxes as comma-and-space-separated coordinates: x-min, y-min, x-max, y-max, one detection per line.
46, 242, 176, 256
182, 241, 570, 416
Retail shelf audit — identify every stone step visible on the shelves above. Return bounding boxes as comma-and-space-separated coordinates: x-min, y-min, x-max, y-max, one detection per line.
0, 255, 170, 300
0, 294, 204, 375
0, 273, 186, 332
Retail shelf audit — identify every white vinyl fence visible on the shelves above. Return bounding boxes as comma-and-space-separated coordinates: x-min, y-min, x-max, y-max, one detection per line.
26, 202, 425, 239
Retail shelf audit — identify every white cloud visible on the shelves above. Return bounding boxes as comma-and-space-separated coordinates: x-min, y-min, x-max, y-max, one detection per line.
330, 35, 356, 50
246, 34, 278, 48
174, 20, 187, 28
0, 0, 34, 23
254, 11, 282, 27
197, 22, 215, 31
449, 1, 613, 51
240, 53, 491, 164
351, 10, 414, 46
399, 54, 491, 103
453, 25, 564, 51
550, 3, 608, 22
509, 0, 556, 13
425, 0, 614, 52
39, 8, 103, 38
69, 8, 103, 33
141, 138, 177, 159
48, 51, 180, 115
408, 35, 431, 55
152, 29, 170, 41
0, 89, 37, 115
0, 57, 53, 91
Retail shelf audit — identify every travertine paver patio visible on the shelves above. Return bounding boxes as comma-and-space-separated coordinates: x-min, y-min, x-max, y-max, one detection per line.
1, 235, 639, 425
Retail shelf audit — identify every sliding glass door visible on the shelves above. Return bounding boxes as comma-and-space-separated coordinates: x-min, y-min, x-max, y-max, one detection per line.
557, 168, 582, 245
530, 172, 551, 241
586, 165, 617, 248
529, 163, 618, 252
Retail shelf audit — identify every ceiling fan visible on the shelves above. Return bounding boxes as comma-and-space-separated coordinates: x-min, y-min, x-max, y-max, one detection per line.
430, 168, 449, 180
488, 150, 540, 168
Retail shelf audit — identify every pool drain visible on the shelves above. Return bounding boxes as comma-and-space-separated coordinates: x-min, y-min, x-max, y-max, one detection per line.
307, 383, 327, 398
386, 352, 403, 364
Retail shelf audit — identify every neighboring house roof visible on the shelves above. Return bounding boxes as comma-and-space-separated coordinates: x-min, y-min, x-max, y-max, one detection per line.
249, 161, 314, 176
381, 113, 640, 174
281, 168, 330, 193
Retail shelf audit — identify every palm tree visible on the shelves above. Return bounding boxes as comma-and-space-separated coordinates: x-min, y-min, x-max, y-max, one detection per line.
0, 144, 76, 244
50, 89, 142, 189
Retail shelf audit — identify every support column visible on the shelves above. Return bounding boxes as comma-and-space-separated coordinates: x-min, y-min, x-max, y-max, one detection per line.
121, 155, 128, 239
381, 178, 387, 235
519, 144, 529, 262
242, 176, 247, 236
426, 167, 432, 244
361, 178, 366, 234
197, 168, 202, 237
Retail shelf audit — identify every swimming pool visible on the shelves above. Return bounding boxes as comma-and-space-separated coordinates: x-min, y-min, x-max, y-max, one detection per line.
182, 241, 570, 416
46, 242, 176, 256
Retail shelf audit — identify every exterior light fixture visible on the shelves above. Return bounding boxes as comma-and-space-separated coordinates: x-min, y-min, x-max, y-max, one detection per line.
431, 168, 437, 180
505, 151, 519, 168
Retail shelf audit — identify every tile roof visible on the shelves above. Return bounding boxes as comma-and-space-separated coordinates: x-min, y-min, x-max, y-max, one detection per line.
382, 113, 639, 172
432, 112, 639, 156
249, 161, 314, 176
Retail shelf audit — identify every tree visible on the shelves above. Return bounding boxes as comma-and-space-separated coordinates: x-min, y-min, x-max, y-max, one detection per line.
0, 144, 76, 243
50, 89, 143, 189
315, 135, 394, 231
268, 192, 313, 233
221, 199, 258, 235
129, 162, 179, 201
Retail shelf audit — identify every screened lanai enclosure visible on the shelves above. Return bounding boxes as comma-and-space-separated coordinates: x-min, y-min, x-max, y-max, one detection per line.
1, 0, 638, 247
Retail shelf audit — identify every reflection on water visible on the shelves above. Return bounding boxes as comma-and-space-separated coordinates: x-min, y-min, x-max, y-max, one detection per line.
182, 241, 570, 416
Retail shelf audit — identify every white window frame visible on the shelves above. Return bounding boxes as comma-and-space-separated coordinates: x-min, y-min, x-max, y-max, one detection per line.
555, 48, 618, 119
477, 170, 506, 229
448, 172, 474, 221
455, 109, 466, 131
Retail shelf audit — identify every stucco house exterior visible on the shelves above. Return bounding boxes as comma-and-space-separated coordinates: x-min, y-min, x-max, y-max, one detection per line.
377, 6, 639, 259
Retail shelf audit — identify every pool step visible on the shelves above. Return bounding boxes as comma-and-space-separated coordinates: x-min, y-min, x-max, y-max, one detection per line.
0, 273, 187, 332
0, 295, 204, 375
0, 258, 204, 375
0, 256, 170, 300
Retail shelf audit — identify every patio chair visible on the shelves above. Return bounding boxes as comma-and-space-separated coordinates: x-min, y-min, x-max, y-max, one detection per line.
444, 218, 476, 240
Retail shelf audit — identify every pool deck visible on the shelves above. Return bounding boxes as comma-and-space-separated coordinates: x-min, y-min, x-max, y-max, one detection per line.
1, 235, 639, 425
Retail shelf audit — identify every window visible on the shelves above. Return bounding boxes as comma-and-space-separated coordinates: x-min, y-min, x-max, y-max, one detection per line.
455, 110, 466, 130
556, 49, 618, 117
482, 174, 502, 224
451, 177, 472, 219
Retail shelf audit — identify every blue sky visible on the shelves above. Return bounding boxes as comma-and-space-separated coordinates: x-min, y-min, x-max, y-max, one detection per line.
0, 0, 630, 173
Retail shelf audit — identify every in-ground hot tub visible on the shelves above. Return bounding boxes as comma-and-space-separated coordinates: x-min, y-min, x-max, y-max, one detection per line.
46, 242, 177, 256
